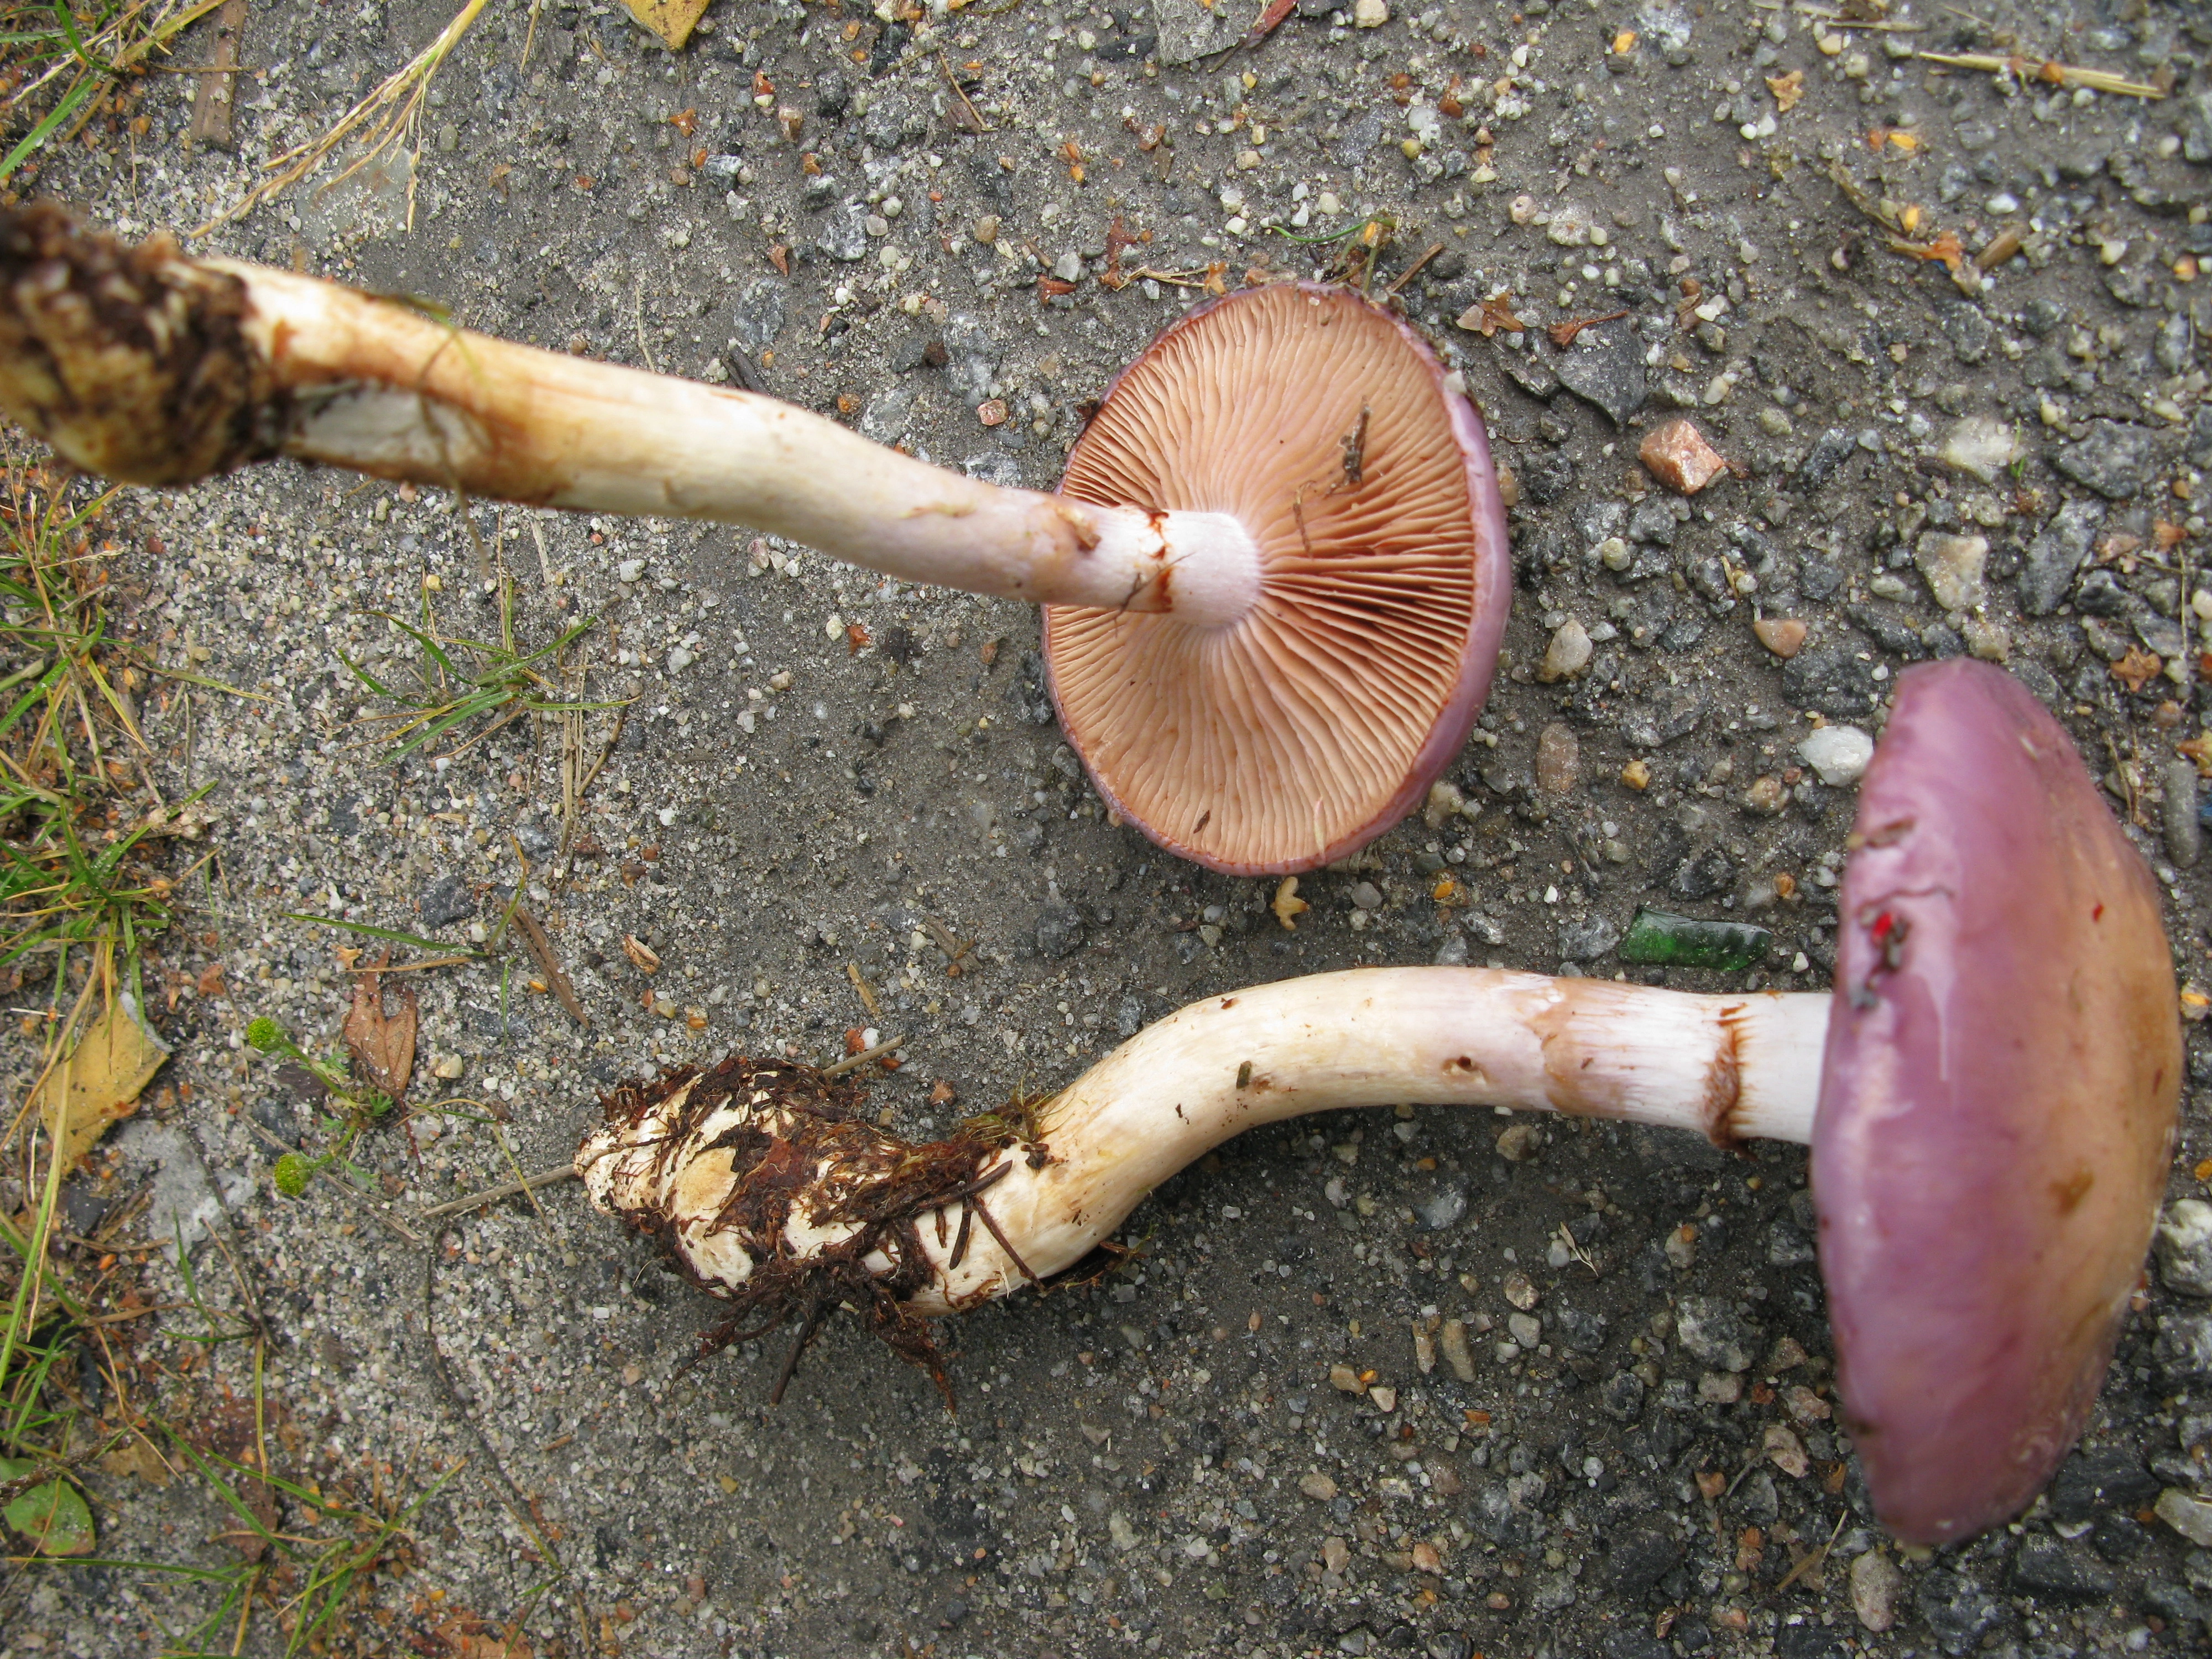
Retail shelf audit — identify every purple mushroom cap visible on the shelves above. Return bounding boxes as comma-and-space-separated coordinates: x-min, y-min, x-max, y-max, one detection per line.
1814, 659, 2180, 1545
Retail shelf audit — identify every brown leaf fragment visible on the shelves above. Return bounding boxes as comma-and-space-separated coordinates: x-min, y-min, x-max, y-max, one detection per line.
343, 968, 417, 1104
618, 0, 710, 50
1457, 294, 1527, 337
622, 934, 662, 974
196, 962, 228, 999
1547, 309, 1630, 349
2112, 647, 2163, 694
514, 906, 589, 1028
1766, 70, 1804, 112
34, 994, 173, 1176
1975, 225, 2025, 272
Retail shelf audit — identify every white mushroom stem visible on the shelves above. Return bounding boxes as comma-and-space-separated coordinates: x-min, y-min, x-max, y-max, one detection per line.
4, 225, 1265, 624
582, 968, 1830, 1321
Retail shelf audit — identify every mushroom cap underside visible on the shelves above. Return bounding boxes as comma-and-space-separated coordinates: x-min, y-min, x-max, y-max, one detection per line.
1814, 658, 2180, 1545
1044, 281, 1510, 875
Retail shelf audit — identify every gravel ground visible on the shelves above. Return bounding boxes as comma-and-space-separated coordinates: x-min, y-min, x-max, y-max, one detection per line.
9, 0, 2212, 1654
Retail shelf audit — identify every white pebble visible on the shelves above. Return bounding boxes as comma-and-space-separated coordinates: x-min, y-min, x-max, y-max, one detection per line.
1797, 724, 1875, 787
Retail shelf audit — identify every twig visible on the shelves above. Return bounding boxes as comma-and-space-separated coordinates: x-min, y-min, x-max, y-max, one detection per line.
1381, 243, 1445, 300
489, 1123, 550, 1225
1750, 0, 1924, 29
1916, 49, 2165, 98
1770, 1511, 1849, 1595
821, 1034, 905, 1078
511, 904, 587, 1027
184, 0, 247, 152
938, 51, 990, 133
416, 1165, 578, 1221
845, 962, 881, 1019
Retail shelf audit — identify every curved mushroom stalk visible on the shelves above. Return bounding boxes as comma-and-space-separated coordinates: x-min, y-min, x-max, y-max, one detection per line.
581, 661, 2180, 1546
0, 203, 1511, 874
578, 970, 1824, 1407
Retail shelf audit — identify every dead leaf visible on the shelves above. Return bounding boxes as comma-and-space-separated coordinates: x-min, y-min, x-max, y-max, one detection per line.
1457, 294, 1527, 337
195, 962, 227, 999
2112, 647, 2163, 694
845, 622, 871, 655
622, 934, 661, 974
2179, 735, 2212, 778
1766, 70, 1804, 112
617, 0, 709, 49
97, 1437, 175, 1488
343, 969, 418, 1103
213, 1473, 280, 1562
33, 993, 172, 1175
430, 1614, 536, 1659
1547, 309, 1629, 349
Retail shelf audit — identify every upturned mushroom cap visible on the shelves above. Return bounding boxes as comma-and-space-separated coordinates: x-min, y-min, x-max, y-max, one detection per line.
1814, 658, 2180, 1545
1044, 282, 1510, 875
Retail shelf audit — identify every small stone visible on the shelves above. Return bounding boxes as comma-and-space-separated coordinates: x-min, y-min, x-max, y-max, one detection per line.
1368, 1385, 1397, 1412
2053, 419, 2158, 500
2021, 499, 2104, 615
1299, 1471, 1340, 1501
1440, 1319, 1475, 1381
2160, 1489, 2212, 1548
1322, 1536, 1352, 1575
1558, 914, 1620, 962
1797, 724, 1874, 786
1418, 1184, 1468, 1230
1495, 1123, 1541, 1162
1554, 320, 1646, 425
1329, 1363, 1363, 1393
1036, 902, 1086, 959
1506, 1312, 1541, 1348
1637, 417, 1729, 494
1620, 757, 1651, 790
1938, 415, 2023, 483
1352, 0, 1387, 25
1674, 1295, 1757, 1371
817, 202, 871, 262
1914, 531, 1989, 613
973, 215, 1000, 244
1534, 723, 1579, 795
1052, 251, 1083, 283
616, 559, 648, 584
1696, 1370, 1742, 1403
431, 1054, 465, 1081
1501, 1270, 1539, 1310
978, 399, 1009, 427
2158, 1200, 2212, 1297
2011, 1534, 2119, 1603
1424, 780, 1467, 828
2166, 761, 2202, 870
1109, 1510, 1139, 1550
1850, 1551, 1902, 1632
1752, 617, 1807, 659
1348, 880, 1384, 912
666, 645, 695, 673
418, 871, 475, 930
1762, 1424, 1809, 1478
1538, 619, 1593, 682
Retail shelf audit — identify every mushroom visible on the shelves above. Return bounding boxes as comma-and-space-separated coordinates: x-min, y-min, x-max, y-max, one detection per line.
0, 203, 1510, 874
579, 660, 2179, 1544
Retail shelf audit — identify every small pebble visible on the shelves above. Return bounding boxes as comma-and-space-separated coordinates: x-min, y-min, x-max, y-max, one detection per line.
1637, 417, 1729, 494
1352, 0, 1388, 25
2165, 760, 2201, 869
1752, 617, 1807, 659
1938, 415, 2023, 484
1534, 723, 1579, 795
2156, 1198, 2212, 1296
1298, 1471, 1339, 1500
973, 215, 1000, 244
2157, 1487, 2212, 1547
1850, 1551, 1903, 1631
1440, 1318, 1475, 1382
1914, 532, 1989, 614
1798, 724, 1874, 786
617, 559, 647, 584
1538, 619, 1593, 682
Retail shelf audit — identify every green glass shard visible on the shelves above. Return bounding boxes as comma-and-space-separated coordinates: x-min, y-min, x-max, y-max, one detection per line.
1617, 908, 1773, 972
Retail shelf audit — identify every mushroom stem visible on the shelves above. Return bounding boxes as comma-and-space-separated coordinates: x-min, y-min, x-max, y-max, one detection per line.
580, 968, 1829, 1320
0, 206, 1267, 621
